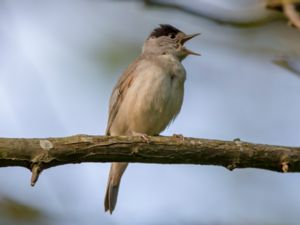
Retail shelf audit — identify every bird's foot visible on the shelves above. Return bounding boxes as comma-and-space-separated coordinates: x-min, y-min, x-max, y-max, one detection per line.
172, 133, 185, 143
131, 131, 150, 143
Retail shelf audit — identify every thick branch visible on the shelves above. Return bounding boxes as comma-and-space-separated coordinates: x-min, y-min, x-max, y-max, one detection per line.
1, 135, 300, 177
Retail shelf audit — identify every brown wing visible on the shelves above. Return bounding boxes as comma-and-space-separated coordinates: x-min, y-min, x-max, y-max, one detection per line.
105, 57, 142, 135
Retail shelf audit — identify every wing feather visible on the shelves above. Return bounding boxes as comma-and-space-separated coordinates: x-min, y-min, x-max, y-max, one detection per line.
105, 57, 142, 135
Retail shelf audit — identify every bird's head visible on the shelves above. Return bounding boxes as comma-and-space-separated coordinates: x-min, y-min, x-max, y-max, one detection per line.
142, 24, 200, 61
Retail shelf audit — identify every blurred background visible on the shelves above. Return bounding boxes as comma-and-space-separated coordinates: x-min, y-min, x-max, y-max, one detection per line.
0, 0, 300, 224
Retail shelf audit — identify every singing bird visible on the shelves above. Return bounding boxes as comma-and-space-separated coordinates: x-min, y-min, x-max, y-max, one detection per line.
104, 24, 200, 213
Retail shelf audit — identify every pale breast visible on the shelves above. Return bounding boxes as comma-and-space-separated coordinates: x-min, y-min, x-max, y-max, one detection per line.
109, 56, 186, 135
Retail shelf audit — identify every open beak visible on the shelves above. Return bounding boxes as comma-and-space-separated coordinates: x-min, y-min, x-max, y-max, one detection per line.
181, 33, 201, 56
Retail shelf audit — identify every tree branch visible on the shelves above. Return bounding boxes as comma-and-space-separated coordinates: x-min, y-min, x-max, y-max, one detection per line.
141, 0, 265, 26
267, 0, 300, 30
1, 135, 300, 185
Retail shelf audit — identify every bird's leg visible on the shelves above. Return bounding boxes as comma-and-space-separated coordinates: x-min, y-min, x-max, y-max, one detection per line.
131, 131, 151, 143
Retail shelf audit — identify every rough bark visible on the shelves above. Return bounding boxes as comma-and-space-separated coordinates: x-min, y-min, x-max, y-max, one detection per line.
1, 135, 300, 185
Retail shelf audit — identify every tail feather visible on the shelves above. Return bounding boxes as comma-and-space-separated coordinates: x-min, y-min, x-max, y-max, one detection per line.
104, 179, 120, 213
104, 163, 128, 213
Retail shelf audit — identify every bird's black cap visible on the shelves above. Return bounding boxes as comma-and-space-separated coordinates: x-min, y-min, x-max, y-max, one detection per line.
149, 24, 183, 38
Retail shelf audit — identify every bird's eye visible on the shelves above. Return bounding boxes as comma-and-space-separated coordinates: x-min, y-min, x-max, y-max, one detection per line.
170, 34, 176, 39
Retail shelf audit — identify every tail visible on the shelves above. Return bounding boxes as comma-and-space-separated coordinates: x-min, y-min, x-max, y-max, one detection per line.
104, 162, 128, 214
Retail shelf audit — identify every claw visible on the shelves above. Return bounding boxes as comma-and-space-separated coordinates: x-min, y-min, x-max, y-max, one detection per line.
173, 133, 185, 142
131, 131, 150, 143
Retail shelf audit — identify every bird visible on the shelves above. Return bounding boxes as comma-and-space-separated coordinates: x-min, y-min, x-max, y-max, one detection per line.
104, 24, 200, 214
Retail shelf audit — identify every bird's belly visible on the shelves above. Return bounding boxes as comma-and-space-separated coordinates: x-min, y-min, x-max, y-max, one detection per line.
112, 71, 184, 135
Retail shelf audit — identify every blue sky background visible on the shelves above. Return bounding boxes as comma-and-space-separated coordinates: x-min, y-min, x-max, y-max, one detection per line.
0, 1, 300, 225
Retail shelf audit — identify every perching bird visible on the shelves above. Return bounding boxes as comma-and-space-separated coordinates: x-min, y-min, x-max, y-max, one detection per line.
104, 24, 200, 213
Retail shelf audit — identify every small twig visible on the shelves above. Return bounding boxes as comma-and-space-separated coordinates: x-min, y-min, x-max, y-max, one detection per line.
31, 164, 42, 186
281, 162, 290, 172
267, 0, 300, 29
283, 0, 300, 29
